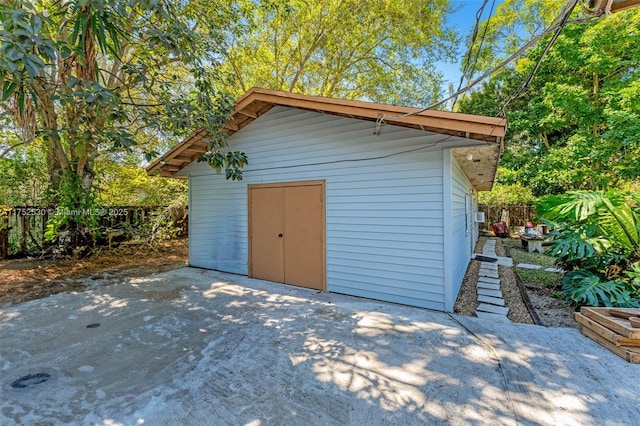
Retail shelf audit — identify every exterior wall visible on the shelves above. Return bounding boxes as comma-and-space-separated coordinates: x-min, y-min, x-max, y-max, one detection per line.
443, 150, 476, 311
184, 105, 448, 310
471, 191, 479, 249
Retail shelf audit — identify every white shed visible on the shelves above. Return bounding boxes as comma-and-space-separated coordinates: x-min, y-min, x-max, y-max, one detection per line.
148, 88, 506, 312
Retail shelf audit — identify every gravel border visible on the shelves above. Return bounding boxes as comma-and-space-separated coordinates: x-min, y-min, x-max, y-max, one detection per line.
455, 236, 534, 324
499, 264, 534, 324
453, 260, 480, 316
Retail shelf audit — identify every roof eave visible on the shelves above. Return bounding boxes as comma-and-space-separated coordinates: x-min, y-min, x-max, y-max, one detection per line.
146, 88, 507, 187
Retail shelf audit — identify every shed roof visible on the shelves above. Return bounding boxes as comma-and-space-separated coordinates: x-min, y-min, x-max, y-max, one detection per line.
589, 0, 640, 13
147, 88, 507, 190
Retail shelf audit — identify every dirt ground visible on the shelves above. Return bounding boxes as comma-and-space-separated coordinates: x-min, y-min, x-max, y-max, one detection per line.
2, 236, 576, 328
0, 239, 188, 307
503, 239, 578, 328
455, 236, 577, 328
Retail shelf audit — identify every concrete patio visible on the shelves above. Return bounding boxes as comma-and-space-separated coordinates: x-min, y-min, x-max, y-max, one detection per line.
1, 268, 638, 425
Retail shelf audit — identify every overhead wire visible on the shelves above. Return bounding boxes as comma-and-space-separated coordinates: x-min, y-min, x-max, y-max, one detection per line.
453, 0, 497, 109
466, 0, 497, 86
374, 0, 590, 134
500, 0, 578, 116
237, 135, 454, 173
455, 0, 491, 104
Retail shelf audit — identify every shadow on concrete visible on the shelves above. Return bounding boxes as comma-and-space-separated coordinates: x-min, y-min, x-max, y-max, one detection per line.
1, 268, 638, 425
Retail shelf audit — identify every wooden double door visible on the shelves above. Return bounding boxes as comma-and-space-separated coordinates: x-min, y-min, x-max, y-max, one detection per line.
248, 181, 325, 291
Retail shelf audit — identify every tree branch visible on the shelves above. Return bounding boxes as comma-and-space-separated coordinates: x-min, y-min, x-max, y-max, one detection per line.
288, 29, 325, 92
0, 141, 27, 159
121, 101, 164, 107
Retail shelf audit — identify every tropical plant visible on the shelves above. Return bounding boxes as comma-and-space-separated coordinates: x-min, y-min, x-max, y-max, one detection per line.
562, 269, 639, 308
625, 262, 640, 294
536, 190, 640, 307
0, 0, 244, 249
458, 8, 640, 195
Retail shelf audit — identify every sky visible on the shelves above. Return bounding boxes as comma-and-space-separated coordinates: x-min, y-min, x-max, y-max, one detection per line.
436, 0, 504, 86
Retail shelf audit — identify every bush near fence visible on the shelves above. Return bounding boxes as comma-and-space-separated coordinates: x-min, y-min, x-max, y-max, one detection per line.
0, 206, 188, 259
477, 205, 535, 232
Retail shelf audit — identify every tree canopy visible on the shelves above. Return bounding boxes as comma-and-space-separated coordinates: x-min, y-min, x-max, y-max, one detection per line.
1, 0, 462, 212
458, 8, 640, 196
220, 0, 458, 106
1, 0, 639, 252
458, 0, 565, 79
0, 0, 247, 243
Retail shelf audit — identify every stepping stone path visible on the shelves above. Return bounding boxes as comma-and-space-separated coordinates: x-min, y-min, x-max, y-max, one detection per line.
475, 239, 510, 322
516, 263, 565, 273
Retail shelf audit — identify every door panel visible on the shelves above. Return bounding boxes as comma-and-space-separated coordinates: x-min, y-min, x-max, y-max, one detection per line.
284, 185, 324, 290
249, 187, 285, 283
248, 181, 325, 291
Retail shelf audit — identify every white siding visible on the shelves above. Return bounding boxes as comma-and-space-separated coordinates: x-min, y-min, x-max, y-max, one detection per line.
189, 174, 248, 274
185, 106, 455, 310
445, 151, 475, 310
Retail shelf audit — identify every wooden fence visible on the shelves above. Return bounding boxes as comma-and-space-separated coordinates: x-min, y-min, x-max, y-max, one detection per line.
0, 206, 188, 259
477, 204, 536, 231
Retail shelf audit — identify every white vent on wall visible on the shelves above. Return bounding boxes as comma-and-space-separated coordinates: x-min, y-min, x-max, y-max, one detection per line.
474, 212, 486, 223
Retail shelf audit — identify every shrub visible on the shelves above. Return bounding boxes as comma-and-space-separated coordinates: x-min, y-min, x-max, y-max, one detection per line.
536, 190, 640, 307
562, 270, 639, 307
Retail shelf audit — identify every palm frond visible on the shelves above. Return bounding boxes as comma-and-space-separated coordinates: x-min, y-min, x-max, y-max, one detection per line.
557, 191, 606, 222
599, 195, 639, 252
563, 270, 640, 307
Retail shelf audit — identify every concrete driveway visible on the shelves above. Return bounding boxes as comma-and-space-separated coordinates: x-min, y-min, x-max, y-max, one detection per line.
1, 268, 638, 425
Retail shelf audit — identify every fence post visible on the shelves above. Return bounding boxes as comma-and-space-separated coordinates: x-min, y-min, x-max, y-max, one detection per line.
20, 214, 27, 254
0, 214, 7, 259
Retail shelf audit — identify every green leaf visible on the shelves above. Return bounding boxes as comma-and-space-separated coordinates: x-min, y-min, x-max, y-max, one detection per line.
95, 16, 107, 54
71, 15, 81, 45
68, 78, 81, 90
2, 81, 17, 101
6, 45, 23, 61
562, 269, 639, 307
31, 14, 42, 33
75, 144, 86, 157
23, 55, 44, 79
17, 87, 24, 117
79, 14, 88, 56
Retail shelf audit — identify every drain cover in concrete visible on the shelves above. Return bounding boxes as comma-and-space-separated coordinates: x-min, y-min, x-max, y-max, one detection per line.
11, 373, 51, 389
